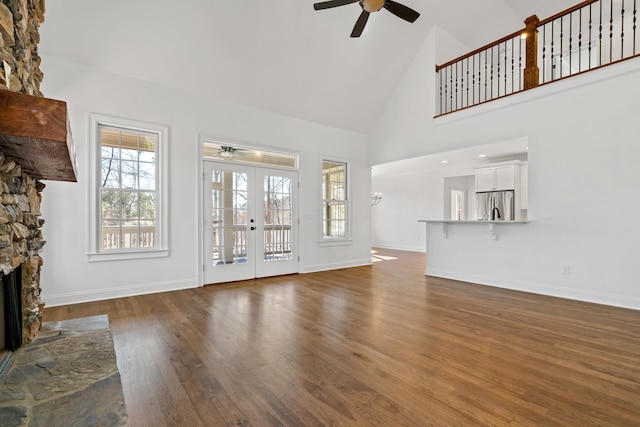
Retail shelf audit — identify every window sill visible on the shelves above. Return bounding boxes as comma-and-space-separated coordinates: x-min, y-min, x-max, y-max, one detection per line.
319, 239, 352, 247
87, 249, 169, 262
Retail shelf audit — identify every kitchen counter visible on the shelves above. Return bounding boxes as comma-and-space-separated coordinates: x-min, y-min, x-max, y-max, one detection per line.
418, 219, 529, 240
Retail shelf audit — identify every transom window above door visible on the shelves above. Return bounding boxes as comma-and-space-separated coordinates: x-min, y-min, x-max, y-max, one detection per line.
203, 142, 297, 169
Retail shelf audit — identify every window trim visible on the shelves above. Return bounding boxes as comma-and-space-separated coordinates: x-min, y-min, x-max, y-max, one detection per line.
88, 113, 169, 262
320, 158, 351, 244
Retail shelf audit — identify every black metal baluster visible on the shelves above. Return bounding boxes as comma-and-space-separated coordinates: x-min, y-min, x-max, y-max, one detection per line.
504, 41, 508, 94
634, 0, 637, 55
472, 54, 476, 106
560, 16, 564, 77
504, 41, 507, 94
621, 0, 625, 59
569, 12, 573, 74
599, 0, 603, 67
518, 36, 522, 91
491, 46, 493, 99
551, 21, 555, 79
577, 10, 582, 68
449, 64, 453, 112
466, 57, 470, 107
439, 68, 443, 114
458, 60, 462, 109
610, 0, 614, 62
441, 67, 449, 113
484, 50, 488, 102
496, 45, 501, 97
542, 24, 547, 83
511, 37, 515, 93
589, 3, 593, 69
445, 65, 449, 113
455, 61, 459, 111
458, 61, 462, 109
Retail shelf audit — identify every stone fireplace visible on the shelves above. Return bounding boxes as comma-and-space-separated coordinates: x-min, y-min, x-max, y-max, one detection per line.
0, 161, 47, 350
0, 0, 76, 352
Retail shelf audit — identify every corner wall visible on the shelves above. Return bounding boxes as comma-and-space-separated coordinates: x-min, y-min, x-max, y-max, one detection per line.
369, 25, 640, 309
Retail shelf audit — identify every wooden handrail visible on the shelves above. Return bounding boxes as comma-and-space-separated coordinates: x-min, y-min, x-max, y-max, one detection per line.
537, 0, 600, 26
436, 0, 602, 72
435, 0, 639, 116
435, 29, 524, 71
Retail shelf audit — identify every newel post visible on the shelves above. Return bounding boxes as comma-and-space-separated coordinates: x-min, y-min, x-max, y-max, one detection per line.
523, 15, 540, 90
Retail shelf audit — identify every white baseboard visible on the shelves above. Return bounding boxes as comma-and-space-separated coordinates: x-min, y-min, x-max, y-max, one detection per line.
302, 258, 372, 274
44, 278, 198, 307
426, 268, 640, 311
372, 243, 425, 253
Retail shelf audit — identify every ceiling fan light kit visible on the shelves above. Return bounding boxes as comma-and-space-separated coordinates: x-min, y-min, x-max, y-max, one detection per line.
313, 0, 420, 38
361, 0, 385, 12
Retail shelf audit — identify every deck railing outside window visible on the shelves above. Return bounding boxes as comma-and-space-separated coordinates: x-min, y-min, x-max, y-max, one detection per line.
436, 0, 639, 116
102, 225, 155, 250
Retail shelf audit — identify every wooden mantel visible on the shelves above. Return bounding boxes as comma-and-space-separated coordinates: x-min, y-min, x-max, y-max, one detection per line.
0, 89, 77, 182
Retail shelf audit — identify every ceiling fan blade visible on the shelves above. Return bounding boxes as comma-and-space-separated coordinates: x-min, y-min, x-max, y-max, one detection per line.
351, 11, 370, 37
313, 0, 358, 11
383, 0, 420, 23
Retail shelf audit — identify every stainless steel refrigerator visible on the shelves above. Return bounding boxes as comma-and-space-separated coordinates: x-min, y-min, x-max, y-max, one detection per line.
476, 190, 514, 221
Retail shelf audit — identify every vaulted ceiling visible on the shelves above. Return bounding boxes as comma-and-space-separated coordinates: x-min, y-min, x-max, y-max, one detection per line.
38, 0, 577, 134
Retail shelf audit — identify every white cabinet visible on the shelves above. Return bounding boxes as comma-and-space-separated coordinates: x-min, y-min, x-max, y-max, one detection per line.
475, 168, 496, 192
475, 165, 516, 192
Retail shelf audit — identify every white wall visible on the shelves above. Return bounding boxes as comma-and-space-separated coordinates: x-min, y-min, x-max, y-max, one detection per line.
372, 164, 476, 252
369, 26, 640, 309
39, 55, 371, 306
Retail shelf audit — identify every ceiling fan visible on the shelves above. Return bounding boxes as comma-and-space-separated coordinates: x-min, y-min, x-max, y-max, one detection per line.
313, 0, 420, 38
212, 146, 247, 160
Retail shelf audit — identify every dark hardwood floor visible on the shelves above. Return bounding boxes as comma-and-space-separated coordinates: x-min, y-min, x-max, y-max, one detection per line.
44, 249, 640, 426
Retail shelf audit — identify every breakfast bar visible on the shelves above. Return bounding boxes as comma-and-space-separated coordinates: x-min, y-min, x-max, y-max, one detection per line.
418, 219, 529, 240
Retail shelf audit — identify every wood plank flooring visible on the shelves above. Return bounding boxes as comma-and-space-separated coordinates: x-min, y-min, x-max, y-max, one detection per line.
44, 248, 640, 426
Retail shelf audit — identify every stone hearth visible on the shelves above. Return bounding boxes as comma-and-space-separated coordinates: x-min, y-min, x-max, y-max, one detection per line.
0, 315, 129, 426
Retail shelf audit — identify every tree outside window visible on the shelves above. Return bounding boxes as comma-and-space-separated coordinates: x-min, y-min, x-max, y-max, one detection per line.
99, 125, 158, 250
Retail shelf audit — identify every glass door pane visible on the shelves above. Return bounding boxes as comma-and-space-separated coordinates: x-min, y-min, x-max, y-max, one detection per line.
263, 174, 293, 262
256, 169, 298, 278
211, 169, 248, 265
203, 162, 255, 284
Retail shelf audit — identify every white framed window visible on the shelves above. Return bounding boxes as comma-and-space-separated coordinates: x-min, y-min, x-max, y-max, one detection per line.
321, 159, 350, 243
88, 114, 168, 261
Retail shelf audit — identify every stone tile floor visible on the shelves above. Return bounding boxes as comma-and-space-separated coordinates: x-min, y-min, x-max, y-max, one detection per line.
0, 315, 128, 426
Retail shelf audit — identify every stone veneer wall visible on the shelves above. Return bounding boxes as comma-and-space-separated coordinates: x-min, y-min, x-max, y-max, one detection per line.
0, 154, 46, 343
0, 0, 45, 95
0, 0, 46, 345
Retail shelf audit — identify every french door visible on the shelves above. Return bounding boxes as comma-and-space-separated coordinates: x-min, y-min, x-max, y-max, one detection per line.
203, 161, 298, 284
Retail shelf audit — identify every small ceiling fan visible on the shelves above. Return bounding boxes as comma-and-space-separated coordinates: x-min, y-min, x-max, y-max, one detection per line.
212, 146, 247, 160
313, 0, 420, 38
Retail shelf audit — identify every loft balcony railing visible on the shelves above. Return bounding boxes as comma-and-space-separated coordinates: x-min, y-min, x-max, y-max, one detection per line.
436, 0, 640, 116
